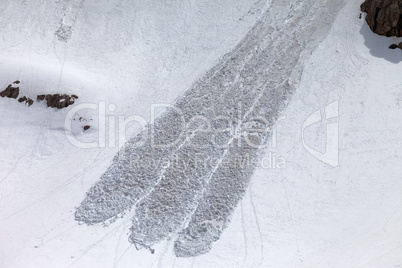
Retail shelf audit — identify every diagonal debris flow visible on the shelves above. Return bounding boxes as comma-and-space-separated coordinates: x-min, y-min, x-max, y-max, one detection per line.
75, 0, 347, 257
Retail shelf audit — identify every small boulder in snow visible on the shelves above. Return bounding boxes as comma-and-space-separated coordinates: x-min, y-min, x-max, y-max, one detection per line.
18, 96, 27, 103
18, 96, 34, 106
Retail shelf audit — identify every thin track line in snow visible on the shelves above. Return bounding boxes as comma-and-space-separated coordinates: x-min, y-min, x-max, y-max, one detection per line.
249, 182, 264, 260
156, 240, 170, 268
112, 244, 132, 268
282, 181, 301, 256
241, 201, 249, 267
68, 210, 138, 268
0, 149, 116, 223
67, 222, 127, 268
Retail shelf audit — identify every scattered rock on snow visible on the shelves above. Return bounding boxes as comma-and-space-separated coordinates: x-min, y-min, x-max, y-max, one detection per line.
0, 84, 20, 99
361, 0, 402, 37
27, 99, 34, 106
389, 42, 402, 50
37, 94, 78, 109
1, 81, 79, 109
18, 96, 34, 107
18, 96, 27, 103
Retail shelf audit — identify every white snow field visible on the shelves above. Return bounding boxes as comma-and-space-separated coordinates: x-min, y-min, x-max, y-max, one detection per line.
0, 0, 401, 267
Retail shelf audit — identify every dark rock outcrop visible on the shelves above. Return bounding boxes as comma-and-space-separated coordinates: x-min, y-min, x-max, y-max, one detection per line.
390, 42, 402, 50
361, 0, 402, 37
37, 94, 78, 109
0, 84, 20, 99
1, 80, 79, 109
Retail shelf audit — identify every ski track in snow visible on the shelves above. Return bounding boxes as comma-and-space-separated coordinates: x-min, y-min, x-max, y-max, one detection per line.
75, 0, 347, 257
240, 202, 249, 267
249, 181, 264, 260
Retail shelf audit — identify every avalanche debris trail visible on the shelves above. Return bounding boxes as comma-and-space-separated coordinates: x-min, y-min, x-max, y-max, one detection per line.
75, 0, 346, 257
55, 0, 85, 42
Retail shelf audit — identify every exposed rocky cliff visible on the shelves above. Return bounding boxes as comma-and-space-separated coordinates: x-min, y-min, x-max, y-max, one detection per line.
361, 0, 402, 37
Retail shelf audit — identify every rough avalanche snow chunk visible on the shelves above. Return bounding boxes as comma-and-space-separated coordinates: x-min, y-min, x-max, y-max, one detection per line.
54, 0, 85, 42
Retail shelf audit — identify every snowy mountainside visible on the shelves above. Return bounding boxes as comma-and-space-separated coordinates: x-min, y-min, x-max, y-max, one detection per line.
0, 0, 401, 267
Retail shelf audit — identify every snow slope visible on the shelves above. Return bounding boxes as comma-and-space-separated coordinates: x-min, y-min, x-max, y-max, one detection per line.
0, 0, 401, 267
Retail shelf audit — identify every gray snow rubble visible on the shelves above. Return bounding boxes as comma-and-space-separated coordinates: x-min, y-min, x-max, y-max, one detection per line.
75, 0, 347, 257
55, 0, 85, 42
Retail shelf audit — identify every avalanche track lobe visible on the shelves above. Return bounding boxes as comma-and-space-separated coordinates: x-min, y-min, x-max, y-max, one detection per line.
75, 0, 346, 257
